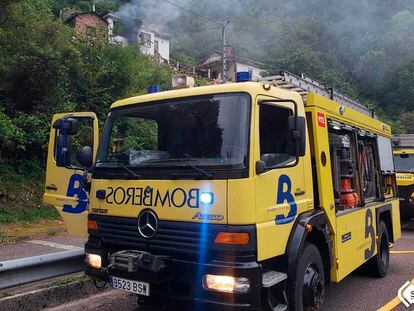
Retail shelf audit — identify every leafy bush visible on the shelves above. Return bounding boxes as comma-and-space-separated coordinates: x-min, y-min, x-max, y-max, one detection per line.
0, 0, 172, 221
0, 0, 172, 163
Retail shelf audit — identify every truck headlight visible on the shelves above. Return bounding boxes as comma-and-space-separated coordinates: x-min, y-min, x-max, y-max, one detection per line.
86, 253, 102, 269
202, 274, 250, 293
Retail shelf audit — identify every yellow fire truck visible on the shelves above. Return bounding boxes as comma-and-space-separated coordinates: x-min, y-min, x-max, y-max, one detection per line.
393, 135, 414, 220
44, 71, 401, 310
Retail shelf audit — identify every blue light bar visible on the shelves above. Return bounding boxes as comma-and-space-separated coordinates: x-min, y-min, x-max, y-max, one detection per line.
236, 71, 252, 82
148, 85, 161, 93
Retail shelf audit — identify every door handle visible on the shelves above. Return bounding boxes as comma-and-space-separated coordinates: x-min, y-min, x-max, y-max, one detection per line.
46, 185, 58, 191
294, 190, 305, 196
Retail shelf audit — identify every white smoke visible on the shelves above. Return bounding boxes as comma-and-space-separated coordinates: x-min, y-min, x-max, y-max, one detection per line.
116, 0, 187, 31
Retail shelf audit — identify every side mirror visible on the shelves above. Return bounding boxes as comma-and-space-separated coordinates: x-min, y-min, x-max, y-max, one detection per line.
54, 117, 79, 167
256, 160, 266, 174
56, 133, 71, 167
76, 146, 93, 169
53, 117, 79, 135
288, 116, 306, 157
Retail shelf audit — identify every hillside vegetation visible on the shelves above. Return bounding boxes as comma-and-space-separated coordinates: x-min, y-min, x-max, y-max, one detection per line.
0, 0, 171, 222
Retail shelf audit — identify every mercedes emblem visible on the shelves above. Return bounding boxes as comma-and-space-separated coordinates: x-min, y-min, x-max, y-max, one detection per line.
137, 210, 158, 238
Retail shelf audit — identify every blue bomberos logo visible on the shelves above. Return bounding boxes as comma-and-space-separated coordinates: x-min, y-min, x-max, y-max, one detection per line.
275, 174, 297, 224
62, 174, 88, 214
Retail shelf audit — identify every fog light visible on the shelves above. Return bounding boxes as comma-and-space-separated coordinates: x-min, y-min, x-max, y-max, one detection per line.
200, 192, 214, 204
202, 274, 250, 293
86, 253, 101, 269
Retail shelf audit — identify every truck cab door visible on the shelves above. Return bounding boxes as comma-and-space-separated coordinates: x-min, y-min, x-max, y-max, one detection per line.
254, 97, 313, 260
43, 112, 99, 237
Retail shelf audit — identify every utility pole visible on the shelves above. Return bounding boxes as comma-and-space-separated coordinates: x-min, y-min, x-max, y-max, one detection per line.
160, 0, 230, 83
221, 21, 231, 83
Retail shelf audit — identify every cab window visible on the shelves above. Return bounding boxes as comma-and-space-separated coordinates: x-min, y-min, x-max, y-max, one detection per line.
259, 104, 295, 168
394, 153, 414, 172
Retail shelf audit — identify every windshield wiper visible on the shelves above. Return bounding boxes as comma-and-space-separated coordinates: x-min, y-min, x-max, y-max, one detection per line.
145, 158, 213, 179
95, 160, 141, 178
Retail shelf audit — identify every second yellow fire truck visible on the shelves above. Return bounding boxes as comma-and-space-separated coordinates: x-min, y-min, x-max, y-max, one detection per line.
44, 71, 401, 310
393, 135, 414, 220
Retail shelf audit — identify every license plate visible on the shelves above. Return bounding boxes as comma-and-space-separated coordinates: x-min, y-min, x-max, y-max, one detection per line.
109, 276, 150, 296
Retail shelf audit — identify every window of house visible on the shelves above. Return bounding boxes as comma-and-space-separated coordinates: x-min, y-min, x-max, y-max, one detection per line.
154, 40, 159, 53
86, 26, 97, 36
259, 104, 295, 168
140, 32, 151, 47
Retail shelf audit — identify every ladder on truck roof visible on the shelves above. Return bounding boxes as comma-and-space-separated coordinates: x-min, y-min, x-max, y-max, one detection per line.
259, 70, 375, 118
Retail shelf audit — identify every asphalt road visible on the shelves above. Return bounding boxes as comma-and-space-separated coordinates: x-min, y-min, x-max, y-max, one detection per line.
0, 235, 85, 261
322, 219, 414, 311
44, 219, 414, 311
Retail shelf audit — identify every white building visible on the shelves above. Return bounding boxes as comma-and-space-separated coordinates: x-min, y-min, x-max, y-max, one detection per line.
197, 49, 266, 82
138, 28, 170, 63
102, 13, 170, 63
103, 12, 128, 47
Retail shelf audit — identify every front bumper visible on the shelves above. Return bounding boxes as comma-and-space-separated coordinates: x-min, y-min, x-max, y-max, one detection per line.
85, 249, 262, 310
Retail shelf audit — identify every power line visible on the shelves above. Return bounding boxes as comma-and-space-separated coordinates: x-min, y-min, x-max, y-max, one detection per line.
160, 0, 230, 82
160, 0, 224, 26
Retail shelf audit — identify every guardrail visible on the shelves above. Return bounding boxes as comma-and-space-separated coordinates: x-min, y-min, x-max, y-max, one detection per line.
0, 249, 85, 289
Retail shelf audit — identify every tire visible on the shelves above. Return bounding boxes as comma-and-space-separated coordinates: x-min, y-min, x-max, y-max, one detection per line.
288, 243, 325, 311
366, 221, 390, 278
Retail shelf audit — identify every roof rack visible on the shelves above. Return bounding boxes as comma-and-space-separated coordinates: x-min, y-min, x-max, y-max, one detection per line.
259, 70, 375, 118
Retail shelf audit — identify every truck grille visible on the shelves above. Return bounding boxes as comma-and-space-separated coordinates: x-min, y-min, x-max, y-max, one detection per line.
91, 215, 226, 258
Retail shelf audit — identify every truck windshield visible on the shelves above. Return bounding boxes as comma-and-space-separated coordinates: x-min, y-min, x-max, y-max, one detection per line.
393, 153, 414, 172
96, 93, 250, 173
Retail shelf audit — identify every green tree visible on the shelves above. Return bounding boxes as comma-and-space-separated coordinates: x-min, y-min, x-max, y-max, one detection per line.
399, 112, 414, 134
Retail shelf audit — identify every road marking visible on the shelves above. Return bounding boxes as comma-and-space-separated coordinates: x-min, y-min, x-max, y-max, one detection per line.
378, 296, 403, 311
390, 250, 414, 254
25, 240, 82, 250
377, 278, 414, 311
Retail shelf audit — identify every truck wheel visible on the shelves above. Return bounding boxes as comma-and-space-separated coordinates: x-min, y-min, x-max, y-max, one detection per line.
288, 243, 325, 311
366, 221, 389, 278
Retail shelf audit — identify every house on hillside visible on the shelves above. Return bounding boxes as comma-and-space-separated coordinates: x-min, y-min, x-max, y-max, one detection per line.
102, 13, 170, 63
62, 10, 108, 39
139, 28, 170, 63
62, 9, 171, 62
197, 48, 266, 82
102, 12, 128, 47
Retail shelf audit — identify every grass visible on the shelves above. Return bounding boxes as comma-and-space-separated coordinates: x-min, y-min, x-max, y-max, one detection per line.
0, 204, 58, 223
46, 276, 79, 288
0, 160, 59, 225
0, 219, 65, 243
0, 205, 58, 224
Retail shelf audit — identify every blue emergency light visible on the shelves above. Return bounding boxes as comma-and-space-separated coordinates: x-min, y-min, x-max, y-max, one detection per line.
148, 85, 161, 93
236, 71, 252, 82
200, 192, 214, 205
